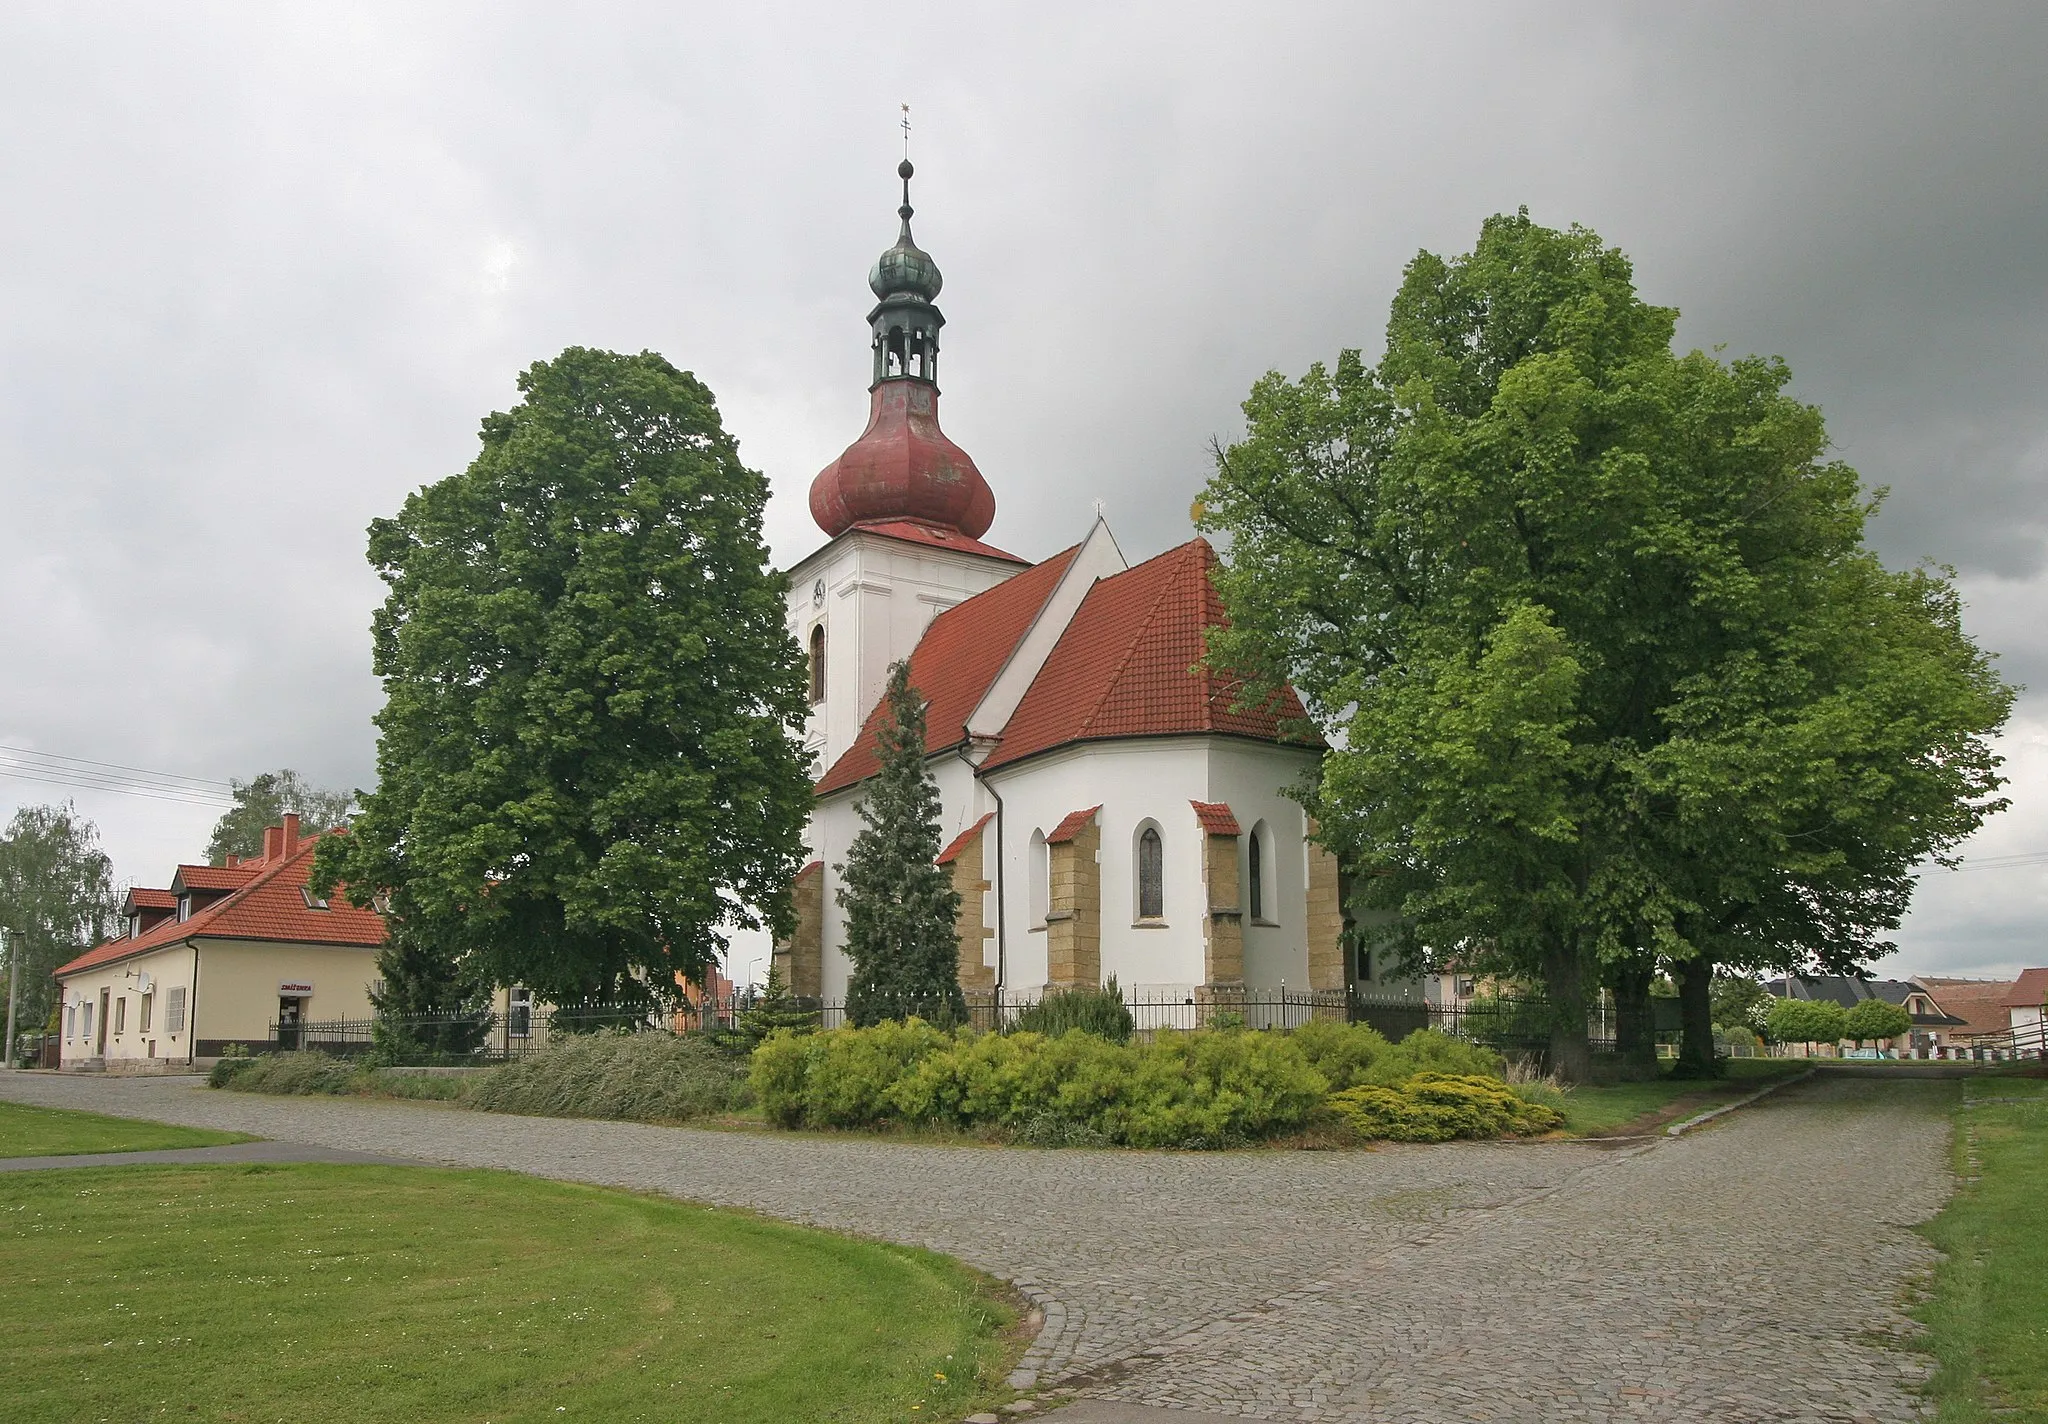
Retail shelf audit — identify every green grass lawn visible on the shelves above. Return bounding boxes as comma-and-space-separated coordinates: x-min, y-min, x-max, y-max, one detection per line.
1916, 1076, 2048, 1421
0, 1098, 252, 1157
1556, 1057, 1808, 1135
0, 1162, 1017, 1423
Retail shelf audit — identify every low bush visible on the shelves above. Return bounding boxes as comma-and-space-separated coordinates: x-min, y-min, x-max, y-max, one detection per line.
1011, 978, 1136, 1044
1289, 1018, 1392, 1090
754, 1020, 1329, 1148
465, 1031, 751, 1123
211, 1052, 466, 1100
1327, 1073, 1564, 1142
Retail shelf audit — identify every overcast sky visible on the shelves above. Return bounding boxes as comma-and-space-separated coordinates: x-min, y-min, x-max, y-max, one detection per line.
2, 3, 2044, 979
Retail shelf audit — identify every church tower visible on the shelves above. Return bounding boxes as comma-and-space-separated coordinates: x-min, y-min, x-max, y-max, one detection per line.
787, 159, 1026, 774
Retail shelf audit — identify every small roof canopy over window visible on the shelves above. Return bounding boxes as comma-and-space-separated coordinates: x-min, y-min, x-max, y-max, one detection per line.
1137, 826, 1164, 920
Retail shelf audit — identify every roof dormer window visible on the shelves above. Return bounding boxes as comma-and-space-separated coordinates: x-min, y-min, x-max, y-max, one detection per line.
177, 895, 191, 922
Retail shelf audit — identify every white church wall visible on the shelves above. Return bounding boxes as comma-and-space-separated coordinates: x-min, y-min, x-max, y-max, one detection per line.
786, 530, 1021, 774
984, 739, 1214, 997
1203, 738, 1323, 992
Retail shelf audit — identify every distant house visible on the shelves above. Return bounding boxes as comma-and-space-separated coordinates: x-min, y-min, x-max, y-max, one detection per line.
2006, 968, 2048, 1053
53, 815, 385, 1069
1911, 976, 2024, 1047
1764, 975, 1964, 1052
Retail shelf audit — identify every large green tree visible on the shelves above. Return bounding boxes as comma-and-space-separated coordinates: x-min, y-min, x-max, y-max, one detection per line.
206, 769, 354, 864
0, 804, 118, 1056
314, 347, 813, 1008
1201, 211, 2012, 1081
838, 660, 966, 1027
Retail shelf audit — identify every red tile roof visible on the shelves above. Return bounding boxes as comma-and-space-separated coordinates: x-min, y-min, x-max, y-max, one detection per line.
1190, 801, 1242, 836
171, 863, 261, 893
124, 888, 178, 912
56, 831, 385, 978
2004, 967, 2048, 1009
1045, 806, 1101, 844
814, 544, 1082, 796
980, 539, 1315, 772
1913, 978, 2019, 1039
848, 519, 1028, 565
936, 813, 996, 866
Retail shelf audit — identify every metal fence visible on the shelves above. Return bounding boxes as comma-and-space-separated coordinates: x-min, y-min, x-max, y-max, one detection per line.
271, 987, 1600, 1065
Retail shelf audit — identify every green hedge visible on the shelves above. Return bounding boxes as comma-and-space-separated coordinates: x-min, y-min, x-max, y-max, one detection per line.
210, 1052, 464, 1100
1289, 1020, 1504, 1088
752, 1021, 1328, 1148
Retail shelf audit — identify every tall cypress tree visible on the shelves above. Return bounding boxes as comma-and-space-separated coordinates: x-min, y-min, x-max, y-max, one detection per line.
838, 661, 965, 1026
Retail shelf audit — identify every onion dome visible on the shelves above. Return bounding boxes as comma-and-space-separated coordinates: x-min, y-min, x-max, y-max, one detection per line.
869, 161, 943, 300
809, 158, 996, 541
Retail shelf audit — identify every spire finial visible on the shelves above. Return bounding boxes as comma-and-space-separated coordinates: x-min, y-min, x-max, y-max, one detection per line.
897, 104, 915, 221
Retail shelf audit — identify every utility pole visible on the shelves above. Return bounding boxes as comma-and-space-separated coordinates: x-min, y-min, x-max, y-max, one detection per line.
2, 928, 17, 1071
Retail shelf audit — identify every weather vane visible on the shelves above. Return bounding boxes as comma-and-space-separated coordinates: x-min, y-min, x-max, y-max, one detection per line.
901, 102, 912, 159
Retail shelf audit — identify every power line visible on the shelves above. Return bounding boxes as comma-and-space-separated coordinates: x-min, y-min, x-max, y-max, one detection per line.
0, 745, 238, 809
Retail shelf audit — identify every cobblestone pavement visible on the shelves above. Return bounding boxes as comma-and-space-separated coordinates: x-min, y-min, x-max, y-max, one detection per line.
0, 1071, 1953, 1421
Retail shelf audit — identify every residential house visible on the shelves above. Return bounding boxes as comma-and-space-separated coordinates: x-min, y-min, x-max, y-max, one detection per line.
53, 815, 385, 1068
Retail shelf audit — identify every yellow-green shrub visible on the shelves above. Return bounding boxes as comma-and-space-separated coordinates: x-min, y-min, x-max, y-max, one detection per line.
1328, 1072, 1563, 1142
754, 1022, 1331, 1147
1288, 1018, 1392, 1090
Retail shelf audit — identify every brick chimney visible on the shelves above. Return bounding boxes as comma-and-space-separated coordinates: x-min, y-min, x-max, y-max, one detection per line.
283, 812, 301, 857
263, 824, 284, 861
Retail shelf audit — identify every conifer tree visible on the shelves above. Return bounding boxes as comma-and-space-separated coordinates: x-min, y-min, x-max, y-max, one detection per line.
738, 962, 821, 1042
837, 661, 965, 1026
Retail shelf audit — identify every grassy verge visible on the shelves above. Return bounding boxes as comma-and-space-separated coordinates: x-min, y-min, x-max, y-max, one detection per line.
0, 1162, 1018, 1422
213, 1053, 467, 1101
0, 1099, 251, 1157
1915, 1076, 2048, 1421
1554, 1058, 1807, 1135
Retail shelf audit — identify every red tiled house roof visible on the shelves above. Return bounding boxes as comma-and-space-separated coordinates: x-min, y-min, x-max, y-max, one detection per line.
980, 539, 1315, 772
1190, 800, 1242, 836
124, 888, 178, 911
814, 544, 1082, 796
56, 830, 384, 979
1914, 977, 2021, 1039
2005, 967, 2048, 1009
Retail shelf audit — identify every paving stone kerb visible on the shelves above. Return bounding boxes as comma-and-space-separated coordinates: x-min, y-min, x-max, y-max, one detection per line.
0, 1072, 1953, 1421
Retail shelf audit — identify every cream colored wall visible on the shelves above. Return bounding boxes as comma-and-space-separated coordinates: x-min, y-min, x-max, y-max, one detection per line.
194, 940, 380, 1046
58, 940, 200, 1067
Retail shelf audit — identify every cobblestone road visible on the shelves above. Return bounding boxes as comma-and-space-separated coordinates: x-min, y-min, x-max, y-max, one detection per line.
0, 1071, 1952, 1421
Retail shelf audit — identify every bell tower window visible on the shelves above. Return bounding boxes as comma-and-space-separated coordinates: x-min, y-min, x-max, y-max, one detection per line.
808, 625, 826, 704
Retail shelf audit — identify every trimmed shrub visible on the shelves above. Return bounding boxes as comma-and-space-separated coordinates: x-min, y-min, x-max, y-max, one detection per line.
1011, 978, 1136, 1044
757, 1021, 1330, 1148
1289, 1018, 1392, 1090
1362, 1028, 1504, 1086
1843, 996, 1912, 1046
465, 1031, 750, 1123
1328, 1073, 1563, 1142
1766, 997, 1848, 1047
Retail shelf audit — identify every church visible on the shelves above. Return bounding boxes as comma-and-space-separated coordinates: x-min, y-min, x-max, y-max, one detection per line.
772, 160, 1359, 1011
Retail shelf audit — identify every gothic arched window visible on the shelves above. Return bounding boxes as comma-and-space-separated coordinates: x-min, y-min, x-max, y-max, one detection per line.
1137, 825, 1164, 920
1248, 827, 1264, 921
808, 625, 826, 704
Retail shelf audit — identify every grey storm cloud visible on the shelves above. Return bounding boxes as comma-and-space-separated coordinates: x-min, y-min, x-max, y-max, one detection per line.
3, 2, 2045, 974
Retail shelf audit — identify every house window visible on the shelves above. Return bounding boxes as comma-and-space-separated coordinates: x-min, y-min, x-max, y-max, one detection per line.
81, 1002, 93, 1040
177, 895, 191, 922
1355, 941, 1372, 983
508, 987, 533, 1038
808, 625, 826, 703
65, 1004, 76, 1038
140, 994, 153, 1033
1248, 827, 1265, 921
114, 996, 126, 1036
128, 914, 140, 938
165, 986, 187, 1035
1028, 830, 1049, 929
1137, 826, 1164, 920
301, 886, 330, 910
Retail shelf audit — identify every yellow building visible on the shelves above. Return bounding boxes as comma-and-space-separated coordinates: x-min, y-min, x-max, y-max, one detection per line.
54, 815, 385, 1069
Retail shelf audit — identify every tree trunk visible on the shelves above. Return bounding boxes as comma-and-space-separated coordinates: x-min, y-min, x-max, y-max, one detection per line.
1611, 958, 1657, 1077
1541, 940, 1593, 1084
1671, 956, 1720, 1078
